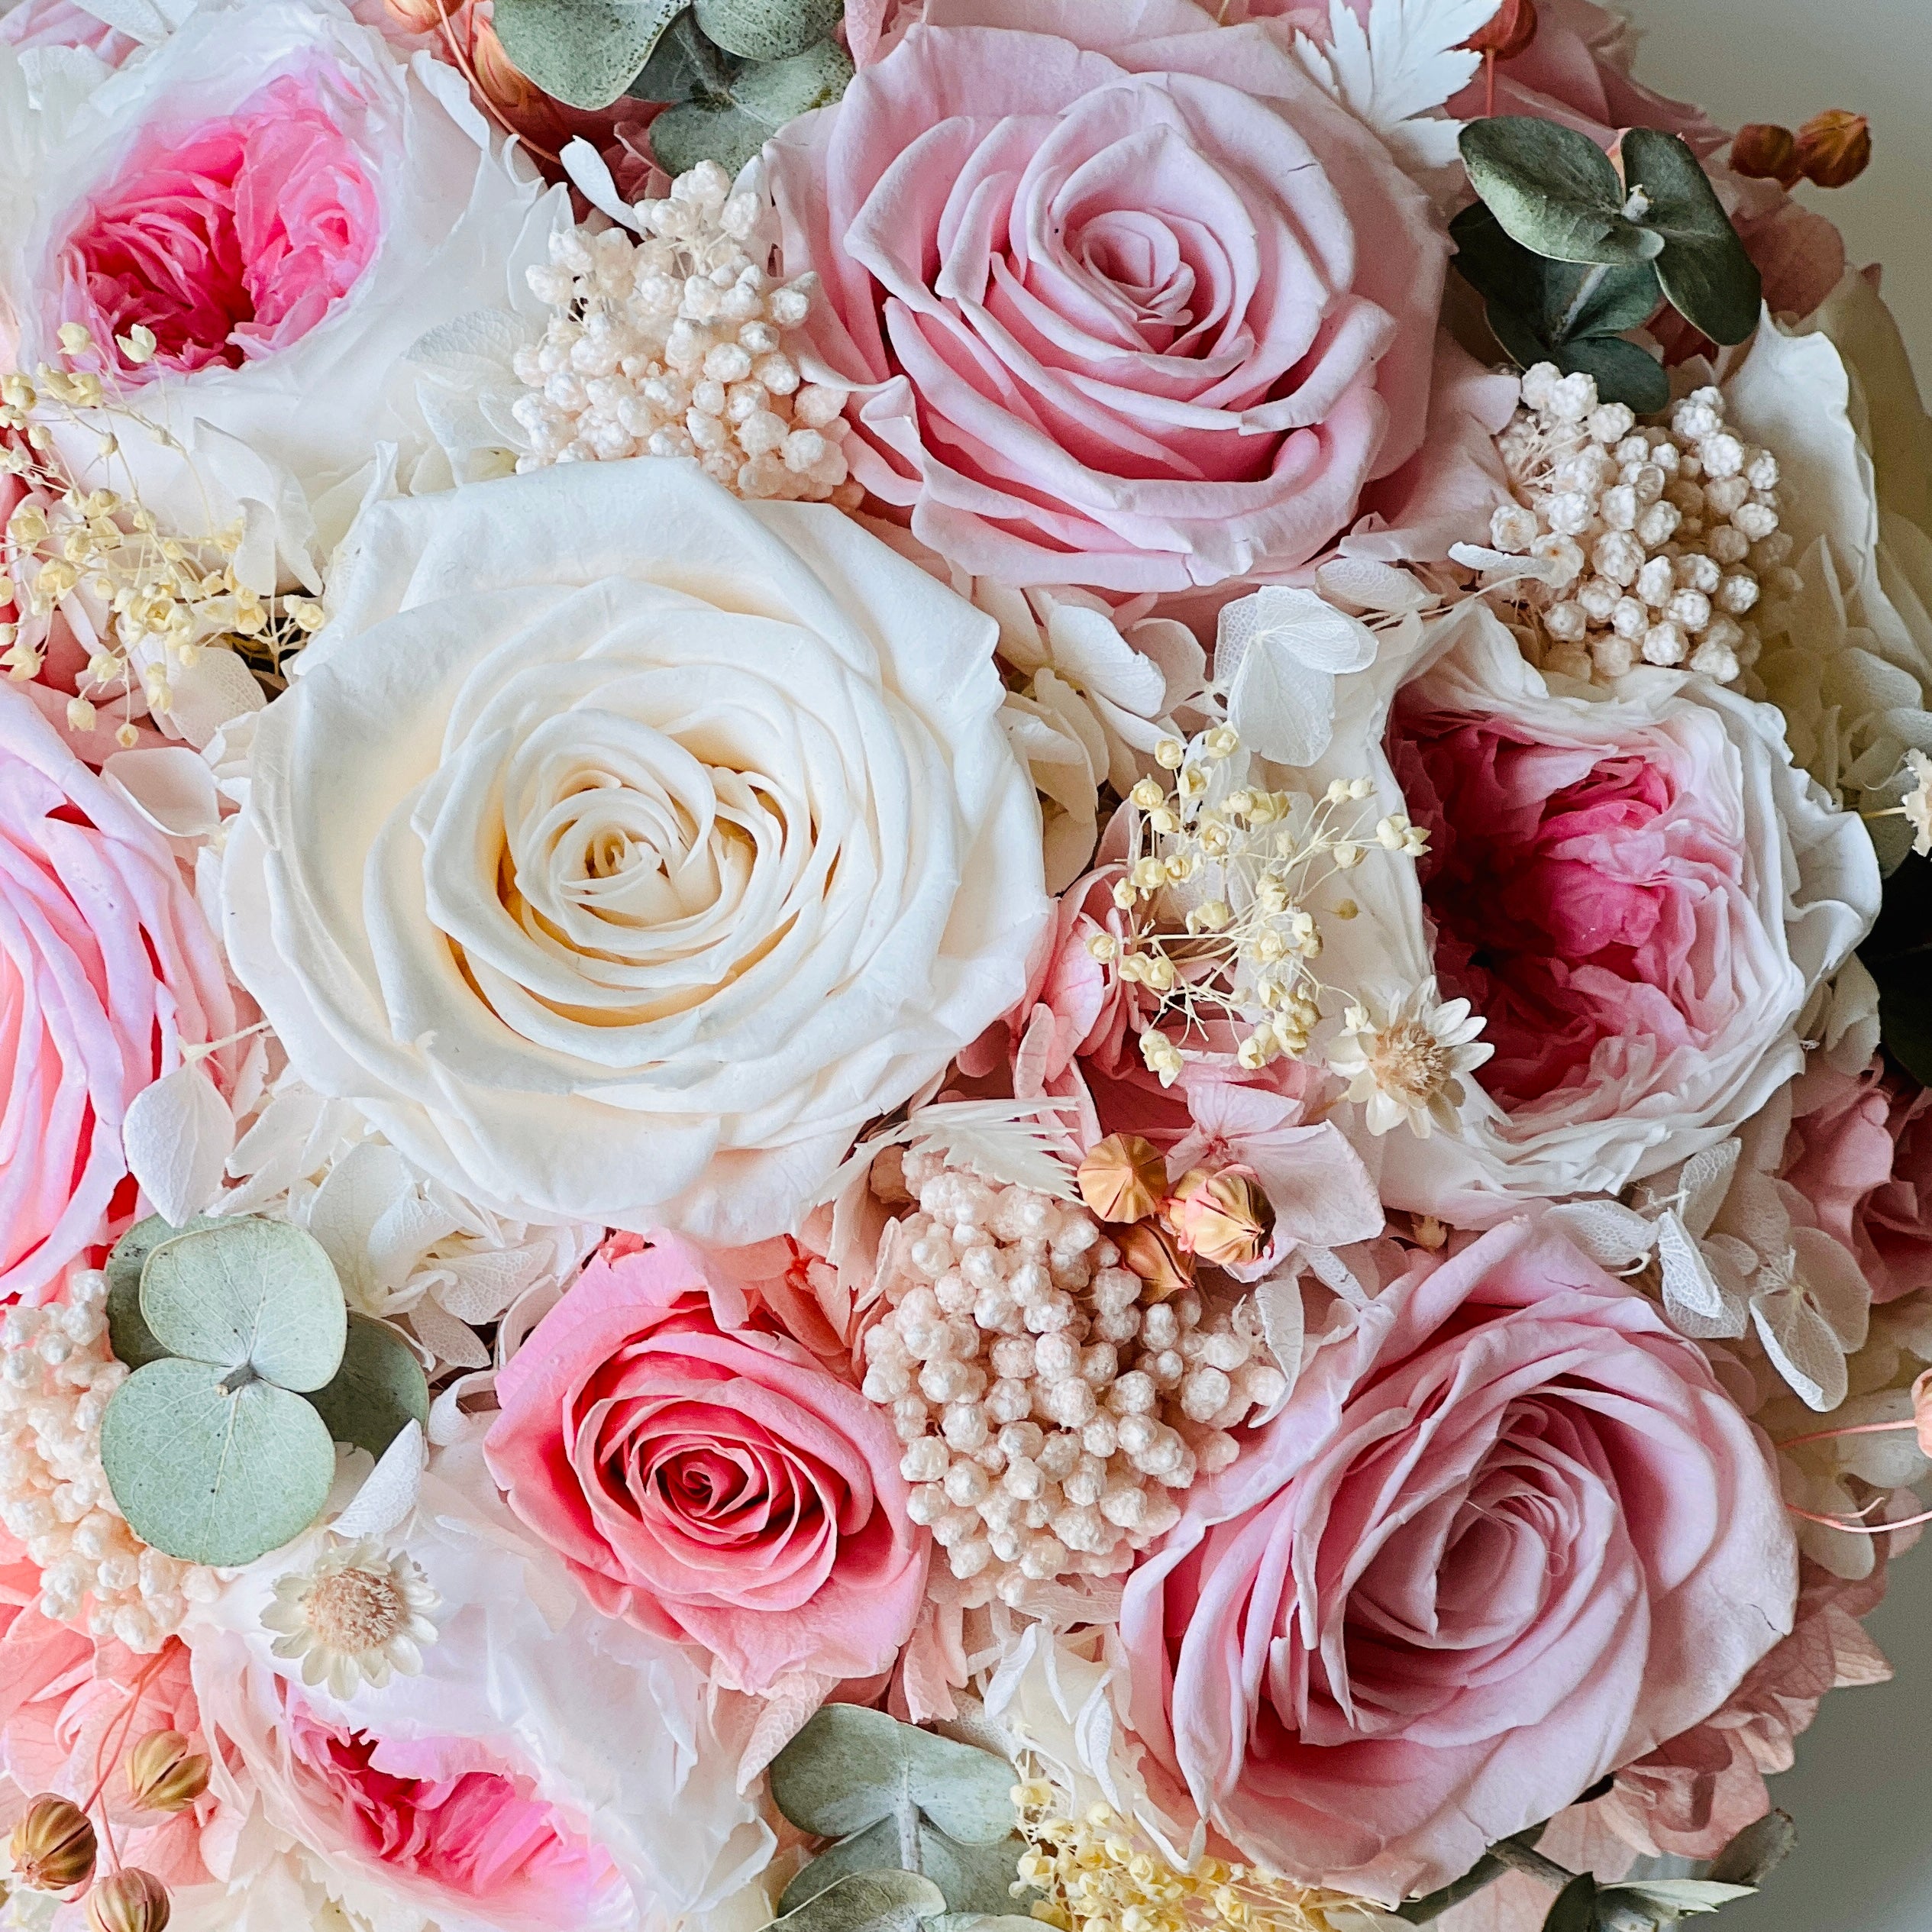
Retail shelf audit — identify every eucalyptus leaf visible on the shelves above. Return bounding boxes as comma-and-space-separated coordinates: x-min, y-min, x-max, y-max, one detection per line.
1452, 206, 1661, 340
1710, 1809, 1797, 1888
100, 1356, 338, 1565
732, 37, 854, 125
770, 1707, 1019, 1846
1618, 128, 1763, 346
783, 1824, 1029, 1918
1866, 855, 1932, 1085
772, 1870, 948, 1932
1547, 334, 1672, 414
651, 98, 771, 174
105, 1213, 223, 1370
140, 1219, 347, 1392
694, 0, 840, 62
1539, 1872, 1599, 1932
1460, 118, 1662, 267
494, 0, 687, 108
306, 1314, 430, 1458
628, 8, 741, 102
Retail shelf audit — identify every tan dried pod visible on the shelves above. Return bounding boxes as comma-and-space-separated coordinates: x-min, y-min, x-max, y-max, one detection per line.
85, 1869, 171, 1932
1165, 1168, 1274, 1270
126, 1731, 211, 1814
1730, 122, 1801, 188
1113, 1218, 1195, 1300
1076, 1133, 1168, 1225
1795, 109, 1872, 189
9, 1795, 97, 1893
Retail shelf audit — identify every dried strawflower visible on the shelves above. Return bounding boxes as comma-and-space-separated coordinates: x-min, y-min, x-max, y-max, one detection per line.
126, 1730, 211, 1814
1795, 109, 1872, 189
1328, 982, 1493, 1140
1077, 1135, 1168, 1225
1165, 1169, 1273, 1270
262, 1539, 440, 1697
85, 1868, 170, 1932
10, 1795, 96, 1892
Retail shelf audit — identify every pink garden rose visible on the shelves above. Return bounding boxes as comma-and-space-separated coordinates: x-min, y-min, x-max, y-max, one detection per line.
486, 1236, 929, 1693
1119, 1218, 1798, 1904
0, 683, 234, 1301
767, 0, 1448, 593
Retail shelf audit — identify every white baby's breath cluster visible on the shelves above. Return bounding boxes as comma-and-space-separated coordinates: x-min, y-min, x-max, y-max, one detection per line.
0, 1275, 216, 1650
862, 1152, 1287, 1608
1095, 728, 1428, 1086
1477, 363, 1798, 687
512, 161, 859, 504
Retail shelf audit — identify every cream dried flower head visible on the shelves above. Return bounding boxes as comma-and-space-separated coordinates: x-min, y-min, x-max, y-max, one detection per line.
1329, 981, 1492, 1139
1904, 748, 1932, 857
263, 1538, 439, 1698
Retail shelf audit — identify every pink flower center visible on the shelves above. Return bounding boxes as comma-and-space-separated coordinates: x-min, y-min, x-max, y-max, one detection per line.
57, 72, 382, 381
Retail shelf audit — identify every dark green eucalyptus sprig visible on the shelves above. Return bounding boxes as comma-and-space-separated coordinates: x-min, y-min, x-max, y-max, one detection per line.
1453, 117, 1763, 410
100, 1216, 429, 1567
1865, 851, 1932, 1086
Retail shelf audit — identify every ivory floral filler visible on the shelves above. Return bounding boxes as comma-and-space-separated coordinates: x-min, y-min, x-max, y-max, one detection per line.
0, 1, 1927, 1930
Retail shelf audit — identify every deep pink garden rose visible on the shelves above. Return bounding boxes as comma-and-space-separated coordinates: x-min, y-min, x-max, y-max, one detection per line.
767, 0, 1448, 593
0, 684, 234, 1301
1119, 1218, 1798, 1904
486, 1236, 929, 1693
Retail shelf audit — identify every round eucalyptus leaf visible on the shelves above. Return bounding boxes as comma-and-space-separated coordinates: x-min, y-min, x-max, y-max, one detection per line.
651, 98, 772, 175
307, 1314, 431, 1459
1618, 128, 1763, 346
141, 1219, 347, 1391
773, 1871, 948, 1932
1460, 117, 1662, 267
100, 1358, 337, 1566
732, 37, 854, 128
783, 1825, 1030, 1920
105, 1213, 224, 1370
628, 10, 742, 102
1551, 334, 1672, 415
694, 0, 839, 61
495, 0, 687, 108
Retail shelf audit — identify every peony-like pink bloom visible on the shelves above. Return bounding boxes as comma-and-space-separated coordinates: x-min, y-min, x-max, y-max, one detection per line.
0, 683, 234, 1301
59, 72, 383, 381
486, 1236, 929, 1694
1119, 1218, 1798, 1905
766, 0, 1448, 594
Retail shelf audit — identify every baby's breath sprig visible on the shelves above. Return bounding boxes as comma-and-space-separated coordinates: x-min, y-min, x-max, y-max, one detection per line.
0, 325, 320, 740
1087, 726, 1428, 1086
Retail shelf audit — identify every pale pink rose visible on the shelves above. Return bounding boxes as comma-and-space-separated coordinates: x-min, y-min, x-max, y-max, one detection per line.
0, 685, 234, 1302
486, 1236, 929, 1694
1119, 1218, 1798, 1905
766, 0, 1448, 594
1782, 1061, 1932, 1307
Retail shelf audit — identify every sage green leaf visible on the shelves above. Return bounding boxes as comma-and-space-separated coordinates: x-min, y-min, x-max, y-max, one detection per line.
100, 1357, 337, 1565
770, 1707, 1019, 1845
773, 1871, 948, 1932
105, 1213, 223, 1370
1618, 128, 1763, 347
628, 9, 741, 102
732, 37, 854, 126
783, 1824, 1030, 1918
1711, 1809, 1796, 1888
1546, 334, 1672, 414
306, 1314, 430, 1458
1539, 1872, 1599, 1932
141, 1219, 347, 1391
1460, 118, 1662, 267
493, 0, 687, 109
1867, 855, 1932, 1086
651, 98, 771, 174
694, 0, 840, 62
932, 1919, 1045, 1932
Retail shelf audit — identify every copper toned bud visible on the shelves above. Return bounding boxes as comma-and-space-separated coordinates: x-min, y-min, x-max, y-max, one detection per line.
1795, 109, 1872, 189
381, 0, 449, 31
9, 1795, 97, 1893
1730, 122, 1801, 187
126, 1731, 211, 1815
1077, 1134, 1168, 1224
1113, 1218, 1195, 1300
85, 1869, 170, 1932
1462, 0, 1537, 62
1165, 1168, 1274, 1271
470, 18, 543, 118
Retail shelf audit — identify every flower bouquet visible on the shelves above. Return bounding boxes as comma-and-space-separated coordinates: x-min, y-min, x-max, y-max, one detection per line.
0, 0, 1927, 1929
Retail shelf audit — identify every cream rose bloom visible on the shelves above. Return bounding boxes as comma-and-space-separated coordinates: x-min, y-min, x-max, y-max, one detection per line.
221, 461, 1048, 1242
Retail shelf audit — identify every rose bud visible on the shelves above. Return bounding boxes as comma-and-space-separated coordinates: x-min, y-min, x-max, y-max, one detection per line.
1795, 109, 1872, 189
1165, 1168, 1275, 1270
85, 1869, 170, 1932
1077, 1133, 1168, 1224
10, 1795, 97, 1892
1114, 1218, 1195, 1300
126, 1731, 211, 1814
1730, 121, 1801, 187
1462, 0, 1537, 62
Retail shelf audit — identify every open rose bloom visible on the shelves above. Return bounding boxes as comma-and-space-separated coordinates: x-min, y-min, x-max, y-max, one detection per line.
0, 0, 1924, 1929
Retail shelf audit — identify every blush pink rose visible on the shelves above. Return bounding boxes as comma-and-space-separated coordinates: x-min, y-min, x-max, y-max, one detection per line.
486, 1236, 929, 1693
0, 684, 234, 1301
1119, 1218, 1798, 1905
766, 0, 1448, 593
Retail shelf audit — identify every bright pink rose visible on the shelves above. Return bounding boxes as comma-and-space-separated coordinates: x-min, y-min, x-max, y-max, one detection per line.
767, 0, 1448, 593
0, 685, 234, 1301
486, 1236, 929, 1693
59, 72, 381, 381
1119, 1219, 1797, 1904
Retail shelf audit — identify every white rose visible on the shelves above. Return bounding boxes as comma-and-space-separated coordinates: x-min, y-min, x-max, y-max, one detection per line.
221, 460, 1048, 1242
0, 0, 564, 587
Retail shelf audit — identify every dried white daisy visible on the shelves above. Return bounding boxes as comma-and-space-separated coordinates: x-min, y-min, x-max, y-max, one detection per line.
263, 1538, 439, 1697
1329, 981, 1493, 1139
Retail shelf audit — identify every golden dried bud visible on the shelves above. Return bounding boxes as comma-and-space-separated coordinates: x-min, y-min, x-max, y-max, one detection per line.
9, 1795, 97, 1893
1462, 0, 1537, 61
1113, 1219, 1194, 1300
1165, 1168, 1275, 1271
1076, 1134, 1168, 1225
1795, 109, 1872, 189
85, 1869, 170, 1932
1729, 121, 1800, 187
126, 1731, 211, 1815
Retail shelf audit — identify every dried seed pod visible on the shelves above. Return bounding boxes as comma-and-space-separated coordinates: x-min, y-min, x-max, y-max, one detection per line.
85, 1868, 170, 1932
1462, 0, 1537, 61
1113, 1219, 1194, 1300
1076, 1134, 1168, 1225
10, 1795, 97, 1893
126, 1731, 211, 1814
1165, 1168, 1274, 1271
1729, 121, 1801, 187
1795, 109, 1872, 189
